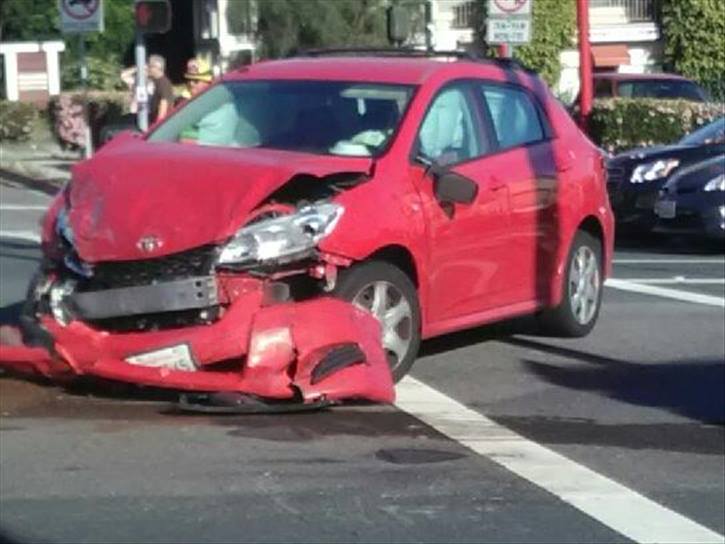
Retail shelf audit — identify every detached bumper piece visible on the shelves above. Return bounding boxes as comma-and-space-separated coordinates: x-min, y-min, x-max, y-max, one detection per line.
177, 392, 333, 414
0, 288, 395, 409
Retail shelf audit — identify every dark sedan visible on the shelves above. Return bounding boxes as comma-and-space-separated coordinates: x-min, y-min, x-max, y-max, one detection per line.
607, 117, 725, 231
654, 155, 725, 240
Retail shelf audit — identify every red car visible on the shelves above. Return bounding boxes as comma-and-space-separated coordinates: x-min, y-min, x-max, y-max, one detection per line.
0, 51, 614, 409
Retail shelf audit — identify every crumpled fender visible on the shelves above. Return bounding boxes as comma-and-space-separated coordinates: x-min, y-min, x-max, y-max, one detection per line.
247, 298, 394, 403
0, 298, 395, 405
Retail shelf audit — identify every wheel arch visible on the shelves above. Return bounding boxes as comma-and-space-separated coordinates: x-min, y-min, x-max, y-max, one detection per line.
577, 215, 606, 268
364, 244, 420, 288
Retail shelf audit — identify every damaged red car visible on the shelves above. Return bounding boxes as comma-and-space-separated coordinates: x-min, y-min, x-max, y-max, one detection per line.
0, 51, 614, 410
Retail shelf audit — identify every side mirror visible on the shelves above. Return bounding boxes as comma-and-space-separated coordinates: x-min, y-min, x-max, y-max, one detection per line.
434, 171, 478, 205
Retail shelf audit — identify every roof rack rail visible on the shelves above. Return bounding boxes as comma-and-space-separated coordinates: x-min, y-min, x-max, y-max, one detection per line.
293, 47, 531, 72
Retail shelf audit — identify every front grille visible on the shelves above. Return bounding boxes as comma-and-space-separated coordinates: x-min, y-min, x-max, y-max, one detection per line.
607, 166, 626, 185
83, 245, 218, 290
62, 245, 220, 333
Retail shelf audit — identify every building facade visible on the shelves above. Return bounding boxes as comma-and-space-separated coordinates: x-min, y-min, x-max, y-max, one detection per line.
424, 0, 663, 101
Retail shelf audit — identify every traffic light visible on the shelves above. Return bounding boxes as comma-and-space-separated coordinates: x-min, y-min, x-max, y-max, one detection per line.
135, 0, 171, 34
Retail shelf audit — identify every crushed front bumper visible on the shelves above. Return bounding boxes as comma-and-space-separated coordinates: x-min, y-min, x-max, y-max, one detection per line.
0, 272, 394, 405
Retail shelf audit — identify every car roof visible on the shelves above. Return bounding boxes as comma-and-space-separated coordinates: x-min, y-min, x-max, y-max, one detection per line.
225, 56, 531, 86
595, 72, 693, 82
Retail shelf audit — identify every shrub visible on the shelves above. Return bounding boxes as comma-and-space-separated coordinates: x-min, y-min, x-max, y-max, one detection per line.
48, 91, 130, 148
588, 98, 724, 153
0, 100, 38, 141
661, 0, 725, 102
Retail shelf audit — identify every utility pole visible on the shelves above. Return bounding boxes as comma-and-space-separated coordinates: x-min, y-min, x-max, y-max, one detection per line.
577, 0, 593, 129
134, 29, 149, 132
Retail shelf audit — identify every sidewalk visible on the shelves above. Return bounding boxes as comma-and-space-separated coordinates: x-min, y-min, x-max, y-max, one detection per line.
0, 137, 78, 192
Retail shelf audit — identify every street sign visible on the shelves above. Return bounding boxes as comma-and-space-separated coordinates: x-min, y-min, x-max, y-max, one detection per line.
489, 0, 531, 16
486, 0, 532, 46
486, 18, 531, 44
59, 0, 104, 34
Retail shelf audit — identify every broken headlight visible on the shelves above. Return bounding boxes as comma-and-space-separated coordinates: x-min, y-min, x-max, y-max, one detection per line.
216, 202, 344, 267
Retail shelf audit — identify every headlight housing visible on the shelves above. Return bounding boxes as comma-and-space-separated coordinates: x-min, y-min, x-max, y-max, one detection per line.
703, 174, 725, 192
630, 159, 680, 183
217, 202, 344, 267
56, 206, 75, 246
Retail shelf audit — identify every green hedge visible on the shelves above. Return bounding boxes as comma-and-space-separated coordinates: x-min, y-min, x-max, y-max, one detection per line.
0, 100, 38, 141
588, 98, 724, 153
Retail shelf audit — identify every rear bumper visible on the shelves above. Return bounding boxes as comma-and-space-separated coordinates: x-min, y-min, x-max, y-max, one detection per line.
0, 275, 394, 404
654, 196, 725, 240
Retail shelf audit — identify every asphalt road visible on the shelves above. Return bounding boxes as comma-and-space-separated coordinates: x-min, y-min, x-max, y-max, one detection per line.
1, 179, 724, 544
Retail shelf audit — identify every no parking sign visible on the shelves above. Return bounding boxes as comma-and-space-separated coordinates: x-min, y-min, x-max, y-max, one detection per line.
59, 0, 104, 34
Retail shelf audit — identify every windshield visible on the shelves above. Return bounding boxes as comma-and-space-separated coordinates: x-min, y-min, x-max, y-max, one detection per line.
617, 79, 707, 101
148, 80, 415, 157
679, 117, 725, 145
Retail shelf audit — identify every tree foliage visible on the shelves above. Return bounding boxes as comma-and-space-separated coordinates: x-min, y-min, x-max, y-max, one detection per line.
257, 0, 390, 58
661, 0, 725, 101
1, 0, 133, 91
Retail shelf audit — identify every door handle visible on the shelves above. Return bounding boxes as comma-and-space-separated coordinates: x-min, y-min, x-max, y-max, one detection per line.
556, 150, 576, 172
490, 177, 506, 191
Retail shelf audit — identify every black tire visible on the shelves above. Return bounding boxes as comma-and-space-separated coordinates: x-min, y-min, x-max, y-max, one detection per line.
538, 230, 603, 338
331, 260, 421, 382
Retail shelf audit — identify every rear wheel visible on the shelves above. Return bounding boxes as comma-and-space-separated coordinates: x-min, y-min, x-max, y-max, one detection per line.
539, 230, 603, 337
331, 261, 421, 382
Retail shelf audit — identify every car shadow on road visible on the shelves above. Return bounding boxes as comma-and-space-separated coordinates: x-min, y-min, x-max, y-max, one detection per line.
419, 315, 544, 357
615, 231, 725, 255
506, 337, 725, 426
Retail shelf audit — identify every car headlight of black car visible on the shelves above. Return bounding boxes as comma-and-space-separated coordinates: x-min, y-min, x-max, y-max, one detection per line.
703, 174, 725, 192
630, 159, 680, 183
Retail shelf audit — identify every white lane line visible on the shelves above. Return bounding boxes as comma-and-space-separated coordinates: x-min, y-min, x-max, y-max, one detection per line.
0, 230, 41, 243
605, 278, 725, 307
614, 259, 724, 264
617, 278, 725, 285
0, 204, 48, 211
396, 376, 725, 544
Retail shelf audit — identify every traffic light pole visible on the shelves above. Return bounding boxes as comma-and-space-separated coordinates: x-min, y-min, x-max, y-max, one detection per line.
577, 0, 593, 129
135, 30, 149, 132
78, 35, 92, 159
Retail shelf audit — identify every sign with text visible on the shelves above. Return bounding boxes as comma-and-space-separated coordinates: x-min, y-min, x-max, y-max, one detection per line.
60, 0, 104, 33
487, 0, 531, 45
489, 0, 531, 16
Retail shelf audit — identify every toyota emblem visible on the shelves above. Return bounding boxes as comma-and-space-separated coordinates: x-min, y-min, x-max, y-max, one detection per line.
137, 235, 163, 253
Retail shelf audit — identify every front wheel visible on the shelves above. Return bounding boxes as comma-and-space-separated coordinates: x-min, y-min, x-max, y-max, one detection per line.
538, 230, 603, 337
331, 261, 421, 382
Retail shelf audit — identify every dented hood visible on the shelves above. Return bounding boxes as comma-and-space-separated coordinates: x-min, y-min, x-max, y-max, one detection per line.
68, 137, 372, 262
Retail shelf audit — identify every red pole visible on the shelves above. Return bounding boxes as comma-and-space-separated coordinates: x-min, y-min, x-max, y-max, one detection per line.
577, 0, 592, 129
497, 44, 509, 58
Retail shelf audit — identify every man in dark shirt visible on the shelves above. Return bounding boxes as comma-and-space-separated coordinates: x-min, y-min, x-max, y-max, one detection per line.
147, 54, 174, 123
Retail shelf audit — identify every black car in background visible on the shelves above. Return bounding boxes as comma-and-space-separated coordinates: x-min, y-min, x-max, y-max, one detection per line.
607, 117, 725, 231
654, 155, 725, 240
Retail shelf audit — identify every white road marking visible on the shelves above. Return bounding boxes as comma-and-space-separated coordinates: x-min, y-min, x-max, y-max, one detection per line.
396, 376, 725, 544
0, 230, 41, 243
617, 278, 725, 285
0, 204, 48, 211
614, 259, 724, 264
605, 278, 725, 307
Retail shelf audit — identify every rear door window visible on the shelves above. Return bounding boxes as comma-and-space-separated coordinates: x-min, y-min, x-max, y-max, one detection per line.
479, 84, 545, 150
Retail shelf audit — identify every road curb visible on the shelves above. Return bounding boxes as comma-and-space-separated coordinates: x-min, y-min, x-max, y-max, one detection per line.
0, 166, 65, 196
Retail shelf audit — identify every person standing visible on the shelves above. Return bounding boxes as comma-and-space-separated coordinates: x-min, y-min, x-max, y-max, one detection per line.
147, 54, 174, 123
